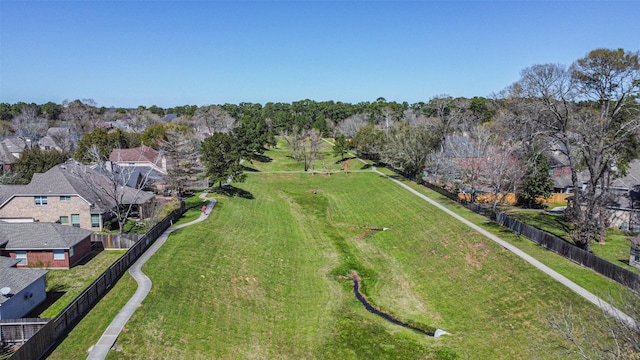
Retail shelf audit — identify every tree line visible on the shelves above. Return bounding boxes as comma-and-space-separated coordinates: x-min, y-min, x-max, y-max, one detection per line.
1, 48, 638, 254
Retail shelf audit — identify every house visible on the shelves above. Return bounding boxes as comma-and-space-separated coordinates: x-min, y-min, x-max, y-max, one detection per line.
0, 222, 93, 269
0, 137, 30, 159
110, 145, 168, 175
37, 127, 77, 153
109, 146, 170, 192
0, 142, 18, 173
0, 256, 48, 319
0, 161, 156, 231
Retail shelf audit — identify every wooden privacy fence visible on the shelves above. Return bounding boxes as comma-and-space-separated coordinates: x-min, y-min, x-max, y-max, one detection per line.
91, 233, 140, 249
0, 318, 50, 346
457, 192, 572, 205
495, 212, 640, 293
7, 202, 185, 360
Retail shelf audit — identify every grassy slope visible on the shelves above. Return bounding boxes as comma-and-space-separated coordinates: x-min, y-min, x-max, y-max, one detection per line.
104, 172, 601, 359
52, 141, 629, 359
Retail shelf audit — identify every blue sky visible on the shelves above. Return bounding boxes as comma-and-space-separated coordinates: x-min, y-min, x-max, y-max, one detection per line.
1, 1, 639, 108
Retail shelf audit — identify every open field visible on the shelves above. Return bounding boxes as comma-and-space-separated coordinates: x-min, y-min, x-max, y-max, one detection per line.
81, 171, 608, 359
243, 137, 367, 173
47, 140, 636, 359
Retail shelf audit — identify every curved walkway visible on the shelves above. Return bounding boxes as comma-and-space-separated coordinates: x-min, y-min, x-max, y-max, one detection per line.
372, 168, 637, 327
87, 193, 216, 360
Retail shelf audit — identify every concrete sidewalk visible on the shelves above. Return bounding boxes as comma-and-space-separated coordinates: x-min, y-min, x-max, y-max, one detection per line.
373, 168, 637, 327
87, 193, 216, 360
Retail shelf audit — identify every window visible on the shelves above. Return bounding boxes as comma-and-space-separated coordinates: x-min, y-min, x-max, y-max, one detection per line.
91, 214, 100, 228
71, 214, 80, 228
15, 251, 27, 266
69, 246, 74, 258
53, 250, 65, 260
34, 196, 48, 205
59, 216, 69, 225
60, 196, 71, 201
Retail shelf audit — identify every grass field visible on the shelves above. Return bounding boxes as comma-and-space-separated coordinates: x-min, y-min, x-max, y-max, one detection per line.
48, 141, 634, 359
73, 171, 606, 360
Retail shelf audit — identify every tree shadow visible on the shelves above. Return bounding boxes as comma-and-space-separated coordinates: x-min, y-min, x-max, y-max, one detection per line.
251, 154, 272, 163
334, 156, 356, 164
211, 185, 255, 199
242, 165, 260, 172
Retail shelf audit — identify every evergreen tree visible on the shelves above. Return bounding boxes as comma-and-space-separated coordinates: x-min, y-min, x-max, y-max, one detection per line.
517, 150, 554, 208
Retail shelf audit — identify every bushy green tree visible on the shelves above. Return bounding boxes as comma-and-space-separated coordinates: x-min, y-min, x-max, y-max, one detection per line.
517, 150, 554, 208
200, 132, 245, 187
13, 147, 69, 184
332, 134, 349, 160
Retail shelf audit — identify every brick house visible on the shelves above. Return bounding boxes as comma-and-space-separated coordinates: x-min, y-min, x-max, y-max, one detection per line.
0, 222, 92, 269
0, 256, 48, 319
0, 162, 156, 231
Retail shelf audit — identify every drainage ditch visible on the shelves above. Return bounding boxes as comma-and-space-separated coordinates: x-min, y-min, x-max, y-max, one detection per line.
348, 272, 435, 337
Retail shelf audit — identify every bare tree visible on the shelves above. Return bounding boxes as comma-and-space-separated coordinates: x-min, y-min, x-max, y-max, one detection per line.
437, 126, 492, 202
480, 141, 524, 211
11, 104, 47, 143
336, 114, 368, 138
509, 49, 640, 250
281, 125, 306, 162
71, 146, 157, 234
158, 127, 201, 196
62, 99, 100, 136
193, 105, 236, 135
308, 128, 322, 160
548, 292, 640, 359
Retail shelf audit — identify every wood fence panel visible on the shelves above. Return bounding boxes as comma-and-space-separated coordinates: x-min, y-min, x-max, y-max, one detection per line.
496, 212, 640, 292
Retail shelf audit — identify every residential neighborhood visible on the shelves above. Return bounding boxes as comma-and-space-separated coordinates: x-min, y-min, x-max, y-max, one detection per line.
1, 2, 639, 356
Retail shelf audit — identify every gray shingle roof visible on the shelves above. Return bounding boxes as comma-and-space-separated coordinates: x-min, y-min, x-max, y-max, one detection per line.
0, 161, 155, 212
0, 222, 93, 250
0, 265, 47, 304
0, 256, 19, 268
0, 142, 18, 164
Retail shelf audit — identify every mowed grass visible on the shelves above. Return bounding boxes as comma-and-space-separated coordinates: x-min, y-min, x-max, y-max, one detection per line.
47, 275, 137, 359
245, 137, 368, 173
101, 172, 603, 359
40, 250, 127, 318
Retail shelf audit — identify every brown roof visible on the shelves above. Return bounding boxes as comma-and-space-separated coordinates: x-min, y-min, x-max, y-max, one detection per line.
110, 145, 162, 166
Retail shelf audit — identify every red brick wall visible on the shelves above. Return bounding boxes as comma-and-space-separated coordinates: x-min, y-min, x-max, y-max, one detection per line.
69, 237, 92, 267
8, 250, 69, 269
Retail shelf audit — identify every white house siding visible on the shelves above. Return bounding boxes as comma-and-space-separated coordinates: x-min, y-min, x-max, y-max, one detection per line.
0, 277, 46, 319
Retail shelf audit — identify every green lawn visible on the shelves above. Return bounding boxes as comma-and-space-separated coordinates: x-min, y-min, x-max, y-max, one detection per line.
77, 172, 606, 359
47, 142, 635, 359
394, 177, 637, 302
47, 275, 137, 360
40, 250, 127, 318
506, 209, 639, 274
243, 137, 368, 173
